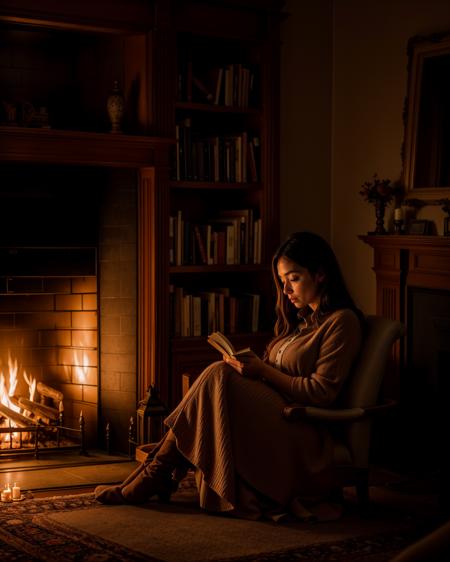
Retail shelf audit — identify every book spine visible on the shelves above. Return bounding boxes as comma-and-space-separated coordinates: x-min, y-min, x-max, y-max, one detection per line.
194, 224, 208, 264
214, 67, 224, 105
169, 215, 175, 265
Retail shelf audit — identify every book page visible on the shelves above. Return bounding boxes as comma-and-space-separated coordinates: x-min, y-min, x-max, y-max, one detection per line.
207, 331, 234, 356
207, 332, 251, 357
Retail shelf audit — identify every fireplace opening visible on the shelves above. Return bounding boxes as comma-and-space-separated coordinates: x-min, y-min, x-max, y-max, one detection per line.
402, 287, 450, 472
0, 163, 138, 455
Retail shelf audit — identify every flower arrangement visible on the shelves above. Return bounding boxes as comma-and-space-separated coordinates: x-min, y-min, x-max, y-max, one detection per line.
359, 173, 398, 205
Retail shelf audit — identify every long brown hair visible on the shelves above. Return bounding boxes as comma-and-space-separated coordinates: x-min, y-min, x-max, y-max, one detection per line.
265, 232, 363, 358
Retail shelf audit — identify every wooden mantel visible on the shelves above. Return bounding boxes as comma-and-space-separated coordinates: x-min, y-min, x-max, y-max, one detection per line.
360, 235, 450, 320
0, 127, 173, 168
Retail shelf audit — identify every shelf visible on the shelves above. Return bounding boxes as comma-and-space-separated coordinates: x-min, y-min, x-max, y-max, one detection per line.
170, 180, 262, 190
175, 101, 260, 114
0, 127, 173, 168
169, 264, 270, 274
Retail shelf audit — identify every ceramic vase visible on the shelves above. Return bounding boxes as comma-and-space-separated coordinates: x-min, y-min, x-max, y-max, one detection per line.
107, 80, 124, 133
374, 199, 387, 234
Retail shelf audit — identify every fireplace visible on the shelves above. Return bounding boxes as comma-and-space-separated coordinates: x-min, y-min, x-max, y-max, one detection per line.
405, 287, 450, 470
0, 163, 138, 453
360, 234, 450, 477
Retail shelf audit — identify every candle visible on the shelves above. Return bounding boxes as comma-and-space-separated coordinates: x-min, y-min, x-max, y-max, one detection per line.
2, 485, 12, 502
394, 207, 403, 221
12, 483, 21, 500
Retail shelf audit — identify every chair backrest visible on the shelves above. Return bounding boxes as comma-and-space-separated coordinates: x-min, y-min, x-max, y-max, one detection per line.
341, 315, 405, 409
338, 315, 404, 468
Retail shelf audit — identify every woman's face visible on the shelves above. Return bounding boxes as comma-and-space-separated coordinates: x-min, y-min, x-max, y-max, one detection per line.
276, 256, 323, 310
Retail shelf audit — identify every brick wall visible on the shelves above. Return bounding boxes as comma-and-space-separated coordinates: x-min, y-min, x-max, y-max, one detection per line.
99, 169, 137, 452
0, 274, 98, 445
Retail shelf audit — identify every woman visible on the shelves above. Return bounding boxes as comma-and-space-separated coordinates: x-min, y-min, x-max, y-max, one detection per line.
95, 231, 363, 520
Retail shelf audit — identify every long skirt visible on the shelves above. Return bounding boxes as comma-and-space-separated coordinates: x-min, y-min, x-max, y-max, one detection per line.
164, 361, 335, 520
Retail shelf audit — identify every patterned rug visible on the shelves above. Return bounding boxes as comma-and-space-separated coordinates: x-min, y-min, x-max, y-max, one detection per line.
0, 491, 430, 562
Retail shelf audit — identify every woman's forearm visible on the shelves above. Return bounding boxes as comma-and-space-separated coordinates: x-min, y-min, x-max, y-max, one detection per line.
259, 362, 295, 397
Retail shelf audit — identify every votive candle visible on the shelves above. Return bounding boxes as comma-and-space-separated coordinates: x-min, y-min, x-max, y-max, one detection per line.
2, 484, 12, 502
394, 207, 403, 221
12, 483, 21, 500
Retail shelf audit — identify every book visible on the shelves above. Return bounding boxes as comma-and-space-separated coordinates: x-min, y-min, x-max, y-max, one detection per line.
193, 224, 208, 264
192, 75, 214, 102
207, 331, 251, 358
214, 67, 224, 105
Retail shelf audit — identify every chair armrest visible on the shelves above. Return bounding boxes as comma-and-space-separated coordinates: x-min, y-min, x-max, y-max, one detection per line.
283, 405, 365, 422
283, 399, 397, 422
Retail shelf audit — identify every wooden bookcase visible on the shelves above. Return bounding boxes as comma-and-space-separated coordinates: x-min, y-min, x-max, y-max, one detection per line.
159, 1, 282, 405
0, 0, 282, 412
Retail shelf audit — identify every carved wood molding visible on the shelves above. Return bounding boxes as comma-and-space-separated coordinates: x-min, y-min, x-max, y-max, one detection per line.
137, 166, 170, 403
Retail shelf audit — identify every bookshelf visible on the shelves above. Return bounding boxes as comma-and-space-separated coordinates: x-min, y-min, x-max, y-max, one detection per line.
164, 0, 281, 404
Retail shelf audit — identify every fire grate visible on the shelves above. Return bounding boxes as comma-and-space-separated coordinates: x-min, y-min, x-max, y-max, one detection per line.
0, 413, 86, 459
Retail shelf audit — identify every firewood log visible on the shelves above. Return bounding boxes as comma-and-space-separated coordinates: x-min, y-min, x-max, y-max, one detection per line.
8, 396, 21, 410
18, 397, 59, 422
37, 382, 64, 403
0, 403, 36, 427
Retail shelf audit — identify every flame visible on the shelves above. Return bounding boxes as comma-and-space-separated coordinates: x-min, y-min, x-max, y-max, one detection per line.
0, 372, 9, 409
24, 371, 36, 402
0, 353, 37, 445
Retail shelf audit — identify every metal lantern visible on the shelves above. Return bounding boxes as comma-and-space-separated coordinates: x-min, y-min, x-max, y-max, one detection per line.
136, 385, 168, 445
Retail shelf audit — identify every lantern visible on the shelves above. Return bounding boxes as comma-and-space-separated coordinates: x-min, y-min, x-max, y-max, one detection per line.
136, 385, 168, 445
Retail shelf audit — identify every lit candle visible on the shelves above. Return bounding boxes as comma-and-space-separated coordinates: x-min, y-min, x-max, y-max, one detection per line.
394, 207, 403, 221
12, 483, 21, 500
2, 484, 12, 502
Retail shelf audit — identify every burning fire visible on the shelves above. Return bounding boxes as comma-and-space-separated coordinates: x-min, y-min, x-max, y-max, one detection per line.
0, 356, 21, 444
0, 356, 19, 414
0, 354, 39, 446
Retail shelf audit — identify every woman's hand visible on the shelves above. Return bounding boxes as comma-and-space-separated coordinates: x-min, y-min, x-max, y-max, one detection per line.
223, 350, 266, 379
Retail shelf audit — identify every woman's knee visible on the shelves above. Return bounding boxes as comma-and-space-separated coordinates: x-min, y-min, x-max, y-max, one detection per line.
204, 361, 233, 381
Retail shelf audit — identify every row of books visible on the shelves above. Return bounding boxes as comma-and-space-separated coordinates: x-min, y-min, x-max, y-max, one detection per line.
170, 286, 261, 337
174, 119, 260, 183
179, 62, 257, 108
169, 209, 262, 266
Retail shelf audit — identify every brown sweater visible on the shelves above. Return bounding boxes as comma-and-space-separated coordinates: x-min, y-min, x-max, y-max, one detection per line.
268, 308, 362, 406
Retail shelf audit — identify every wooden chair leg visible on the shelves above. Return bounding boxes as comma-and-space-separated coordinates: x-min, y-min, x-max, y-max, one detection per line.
355, 469, 370, 515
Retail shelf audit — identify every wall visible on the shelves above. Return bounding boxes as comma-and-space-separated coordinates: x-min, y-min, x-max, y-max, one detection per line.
333, 0, 450, 313
280, 0, 450, 314
280, 0, 333, 243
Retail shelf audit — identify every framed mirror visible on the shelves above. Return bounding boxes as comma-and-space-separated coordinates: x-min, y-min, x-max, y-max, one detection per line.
403, 32, 450, 200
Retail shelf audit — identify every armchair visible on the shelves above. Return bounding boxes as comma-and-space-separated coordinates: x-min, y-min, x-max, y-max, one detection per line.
283, 315, 405, 509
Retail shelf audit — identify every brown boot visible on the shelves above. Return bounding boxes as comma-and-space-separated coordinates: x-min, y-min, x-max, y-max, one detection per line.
121, 430, 187, 504
95, 462, 146, 505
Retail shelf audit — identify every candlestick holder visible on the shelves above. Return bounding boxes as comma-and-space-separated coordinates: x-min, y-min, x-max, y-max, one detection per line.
394, 219, 404, 234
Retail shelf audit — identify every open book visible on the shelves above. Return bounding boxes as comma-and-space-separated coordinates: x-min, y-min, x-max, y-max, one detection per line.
207, 331, 251, 359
